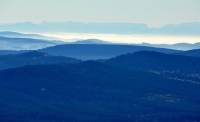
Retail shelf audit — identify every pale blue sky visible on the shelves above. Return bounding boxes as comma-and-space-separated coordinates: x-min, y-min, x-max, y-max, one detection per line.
0, 0, 200, 27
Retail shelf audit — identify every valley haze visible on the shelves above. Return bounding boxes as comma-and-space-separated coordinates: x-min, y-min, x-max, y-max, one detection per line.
1, 21, 200, 45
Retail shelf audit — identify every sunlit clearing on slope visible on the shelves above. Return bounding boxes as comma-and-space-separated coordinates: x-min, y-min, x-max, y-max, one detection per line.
40, 33, 200, 44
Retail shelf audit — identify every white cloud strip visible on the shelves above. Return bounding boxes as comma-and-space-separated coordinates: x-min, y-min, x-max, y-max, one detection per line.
41, 33, 200, 44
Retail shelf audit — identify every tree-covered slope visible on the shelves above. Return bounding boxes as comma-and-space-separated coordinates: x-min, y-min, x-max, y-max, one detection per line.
0, 51, 80, 70
0, 61, 200, 121
105, 51, 200, 84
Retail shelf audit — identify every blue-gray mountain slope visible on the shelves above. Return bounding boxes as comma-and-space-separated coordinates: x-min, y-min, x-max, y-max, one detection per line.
0, 51, 80, 70
174, 49, 200, 58
39, 44, 181, 60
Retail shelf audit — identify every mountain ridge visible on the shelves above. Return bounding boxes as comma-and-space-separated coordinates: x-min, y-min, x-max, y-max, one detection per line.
0, 51, 80, 70
1, 31, 200, 51
38, 44, 181, 60
104, 51, 200, 84
0, 36, 65, 50
140, 42, 200, 50
174, 49, 200, 57
1, 21, 200, 35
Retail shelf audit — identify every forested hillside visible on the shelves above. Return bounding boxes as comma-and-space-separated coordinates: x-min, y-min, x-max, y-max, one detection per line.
0, 51, 80, 70
0, 61, 200, 121
105, 51, 200, 84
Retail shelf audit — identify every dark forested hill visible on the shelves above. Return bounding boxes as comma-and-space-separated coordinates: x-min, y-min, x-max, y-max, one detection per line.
174, 49, 200, 58
0, 51, 80, 70
0, 61, 200, 121
105, 51, 200, 84
106, 51, 200, 72
38, 44, 181, 60
0, 50, 29, 55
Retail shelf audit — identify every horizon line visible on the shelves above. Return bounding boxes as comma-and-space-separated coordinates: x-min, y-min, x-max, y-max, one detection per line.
0, 21, 200, 29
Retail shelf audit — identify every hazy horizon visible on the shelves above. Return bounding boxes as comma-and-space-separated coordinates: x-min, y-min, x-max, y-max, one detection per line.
1, 0, 200, 45
1, 0, 200, 28
1, 29, 200, 45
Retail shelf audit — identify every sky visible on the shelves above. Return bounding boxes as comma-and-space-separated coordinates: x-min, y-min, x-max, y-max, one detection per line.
0, 0, 200, 27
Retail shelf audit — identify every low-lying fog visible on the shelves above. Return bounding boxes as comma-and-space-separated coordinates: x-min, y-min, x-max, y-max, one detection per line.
41, 32, 200, 45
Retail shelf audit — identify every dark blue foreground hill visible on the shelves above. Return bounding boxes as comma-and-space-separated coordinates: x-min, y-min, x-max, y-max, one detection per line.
0, 61, 200, 121
106, 51, 200, 71
39, 44, 181, 60
105, 51, 200, 84
0, 51, 80, 70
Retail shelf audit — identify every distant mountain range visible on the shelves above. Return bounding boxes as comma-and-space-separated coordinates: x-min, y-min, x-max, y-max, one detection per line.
174, 49, 200, 57
0, 31, 67, 50
0, 51, 80, 70
0, 31, 200, 51
1, 31, 200, 60
1, 21, 200, 35
0, 31, 113, 50
1, 35, 199, 51
140, 42, 200, 50
0, 31, 77, 42
0, 36, 64, 50
0, 42, 181, 59
38, 44, 181, 60
0, 31, 53, 40
0, 31, 111, 43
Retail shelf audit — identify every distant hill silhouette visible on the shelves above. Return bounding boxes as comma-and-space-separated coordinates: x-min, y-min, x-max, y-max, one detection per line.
105, 51, 200, 84
39, 44, 181, 60
0, 51, 80, 70
174, 49, 200, 58
159, 22, 200, 35
140, 42, 200, 50
1, 31, 199, 51
0, 22, 200, 35
0, 31, 49, 40
71, 39, 111, 44
0, 61, 200, 121
0, 36, 64, 50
